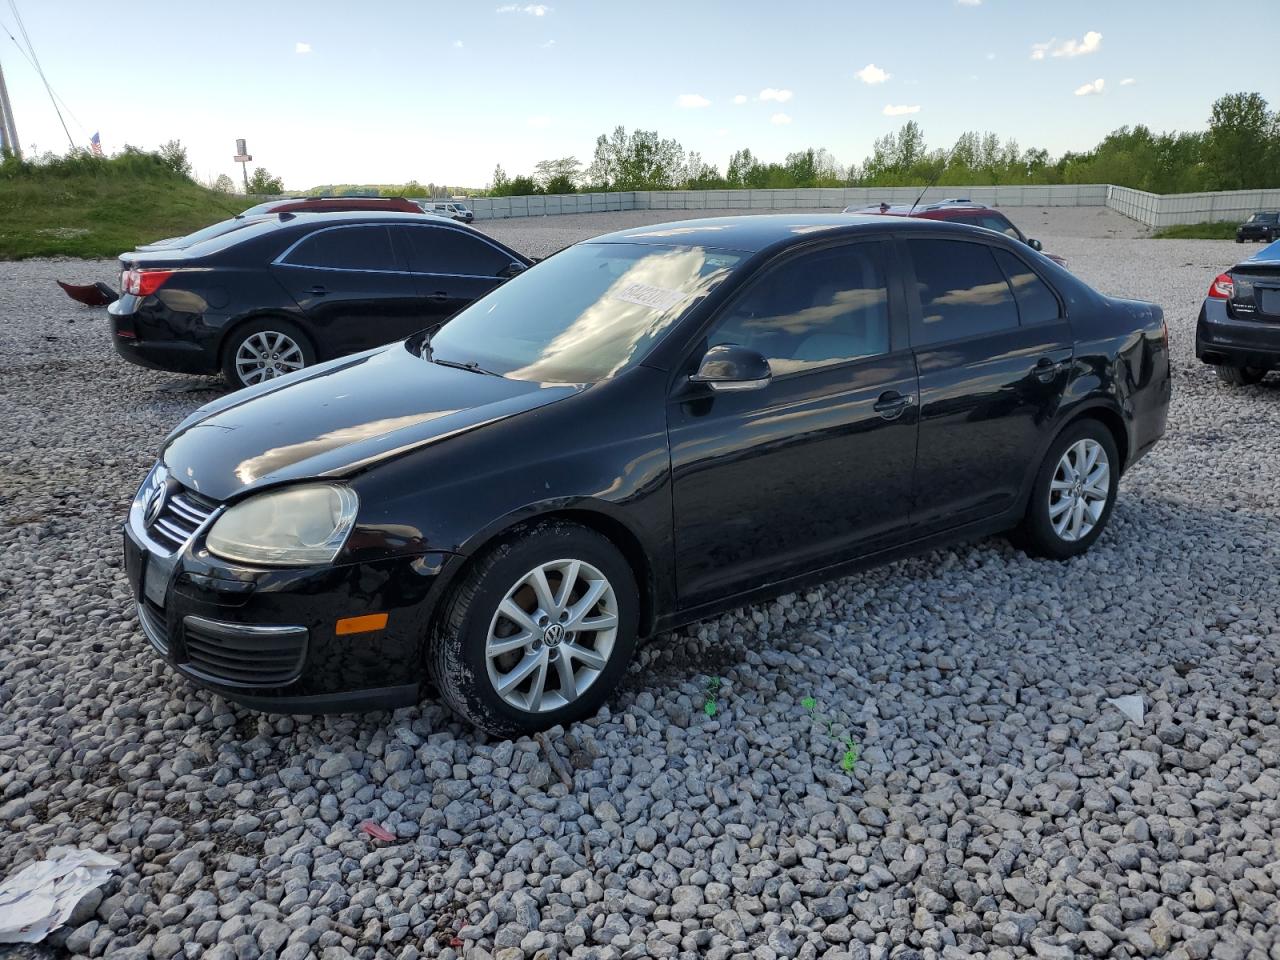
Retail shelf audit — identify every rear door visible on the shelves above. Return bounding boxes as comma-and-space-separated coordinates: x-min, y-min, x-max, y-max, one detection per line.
903, 236, 1072, 531
396, 224, 518, 332
271, 224, 425, 354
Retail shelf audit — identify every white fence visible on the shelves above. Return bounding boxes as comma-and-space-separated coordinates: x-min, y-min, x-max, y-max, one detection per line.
463, 184, 1280, 229
1107, 186, 1280, 228
466, 185, 1110, 221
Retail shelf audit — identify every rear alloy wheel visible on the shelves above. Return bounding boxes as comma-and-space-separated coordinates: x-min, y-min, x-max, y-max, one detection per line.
1015, 420, 1119, 560
1215, 365, 1266, 387
430, 521, 638, 736
222, 319, 316, 390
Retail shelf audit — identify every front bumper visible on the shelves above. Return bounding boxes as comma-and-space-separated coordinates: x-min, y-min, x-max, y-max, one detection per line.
1196, 299, 1280, 369
122, 474, 456, 713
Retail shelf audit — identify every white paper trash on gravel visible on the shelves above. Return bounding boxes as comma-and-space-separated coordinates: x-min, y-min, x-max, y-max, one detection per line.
1105, 694, 1146, 725
0, 847, 120, 943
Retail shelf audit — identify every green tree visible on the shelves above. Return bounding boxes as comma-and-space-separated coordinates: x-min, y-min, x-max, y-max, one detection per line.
157, 139, 192, 179
586, 126, 686, 190
1205, 92, 1278, 191
491, 163, 509, 194
246, 167, 284, 194
533, 156, 581, 193
212, 173, 235, 193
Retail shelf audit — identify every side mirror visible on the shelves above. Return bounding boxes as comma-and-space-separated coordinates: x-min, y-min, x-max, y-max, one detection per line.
498, 261, 527, 278
689, 344, 772, 392
1027, 238, 1043, 251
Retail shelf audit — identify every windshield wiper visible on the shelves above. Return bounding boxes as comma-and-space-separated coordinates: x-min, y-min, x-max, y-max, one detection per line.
432, 356, 502, 377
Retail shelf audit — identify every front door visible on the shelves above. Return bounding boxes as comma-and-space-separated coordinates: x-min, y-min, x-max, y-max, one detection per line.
902, 236, 1074, 531
271, 224, 425, 356
667, 240, 919, 607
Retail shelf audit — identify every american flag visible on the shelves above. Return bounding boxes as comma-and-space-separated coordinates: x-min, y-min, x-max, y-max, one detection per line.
90, 132, 102, 156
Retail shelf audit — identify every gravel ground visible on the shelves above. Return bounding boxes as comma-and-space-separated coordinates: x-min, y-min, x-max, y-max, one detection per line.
1, 209, 1278, 960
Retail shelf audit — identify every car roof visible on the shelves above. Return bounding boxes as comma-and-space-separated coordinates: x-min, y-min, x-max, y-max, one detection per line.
589, 213, 978, 254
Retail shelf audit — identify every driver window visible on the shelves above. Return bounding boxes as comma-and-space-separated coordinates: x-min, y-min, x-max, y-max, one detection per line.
706, 244, 891, 376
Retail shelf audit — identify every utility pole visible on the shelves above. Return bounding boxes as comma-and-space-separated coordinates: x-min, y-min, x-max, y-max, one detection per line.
0, 58, 20, 158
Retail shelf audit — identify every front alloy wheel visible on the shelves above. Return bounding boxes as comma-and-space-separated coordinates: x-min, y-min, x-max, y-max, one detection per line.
485, 559, 619, 713
430, 520, 638, 735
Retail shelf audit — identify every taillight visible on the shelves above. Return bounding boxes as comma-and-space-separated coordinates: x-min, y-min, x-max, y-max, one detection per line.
1208, 273, 1234, 300
122, 269, 174, 296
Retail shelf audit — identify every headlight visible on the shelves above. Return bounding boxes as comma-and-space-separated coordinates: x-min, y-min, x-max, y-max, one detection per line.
206, 484, 358, 566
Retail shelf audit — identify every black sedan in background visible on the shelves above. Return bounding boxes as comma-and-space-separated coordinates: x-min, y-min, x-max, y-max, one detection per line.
124, 215, 1170, 734
1198, 248, 1280, 385
109, 212, 532, 388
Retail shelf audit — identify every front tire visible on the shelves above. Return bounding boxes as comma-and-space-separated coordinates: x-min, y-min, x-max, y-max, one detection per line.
429, 521, 639, 736
1215, 364, 1266, 387
1015, 420, 1119, 560
221, 318, 316, 390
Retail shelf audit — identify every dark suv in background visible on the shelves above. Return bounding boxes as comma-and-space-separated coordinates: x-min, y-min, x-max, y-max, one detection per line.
1236, 212, 1279, 243
109, 212, 531, 388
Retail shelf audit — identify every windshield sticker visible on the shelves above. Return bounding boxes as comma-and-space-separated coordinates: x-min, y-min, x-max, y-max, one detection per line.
610, 282, 686, 312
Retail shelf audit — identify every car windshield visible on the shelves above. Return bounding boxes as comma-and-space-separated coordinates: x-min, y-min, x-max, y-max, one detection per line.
425, 242, 744, 383
1250, 213, 1278, 223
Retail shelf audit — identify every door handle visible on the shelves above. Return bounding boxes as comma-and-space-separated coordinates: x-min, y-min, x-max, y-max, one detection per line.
1034, 357, 1064, 382
309, 286, 328, 296
873, 390, 915, 421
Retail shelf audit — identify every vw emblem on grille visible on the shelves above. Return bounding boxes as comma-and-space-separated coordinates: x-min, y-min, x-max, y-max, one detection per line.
144, 485, 166, 528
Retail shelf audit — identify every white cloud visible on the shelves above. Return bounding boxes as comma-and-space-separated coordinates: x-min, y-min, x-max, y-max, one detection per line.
453, 39, 464, 48
496, 3, 550, 14
541, 39, 556, 47
526, 115, 552, 128
957, 0, 981, 5
855, 63, 891, 85
1032, 30, 1101, 60
715, 127, 729, 136
1120, 77, 1136, 86
676, 93, 712, 109
1074, 78, 1105, 96
770, 112, 792, 125
883, 104, 921, 116
733, 94, 747, 105
295, 41, 311, 54
986, 52, 996, 61
759, 88, 793, 103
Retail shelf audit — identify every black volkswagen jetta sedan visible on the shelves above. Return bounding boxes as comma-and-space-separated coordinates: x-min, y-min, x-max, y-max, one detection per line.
124, 215, 1170, 735
109, 211, 531, 389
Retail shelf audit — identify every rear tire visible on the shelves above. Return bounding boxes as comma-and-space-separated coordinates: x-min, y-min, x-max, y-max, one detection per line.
428, 521, 639, 736
221, 318, 316, 390
1015, 420, 1119, 561
1215, 365, 1266, 387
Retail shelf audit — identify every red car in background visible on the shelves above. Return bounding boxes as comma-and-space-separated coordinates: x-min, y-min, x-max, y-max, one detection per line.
849, 199, 1067, 267
238, 195, 426, 216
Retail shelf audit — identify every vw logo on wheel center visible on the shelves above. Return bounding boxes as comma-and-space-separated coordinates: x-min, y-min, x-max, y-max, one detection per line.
542, 622, 565, 646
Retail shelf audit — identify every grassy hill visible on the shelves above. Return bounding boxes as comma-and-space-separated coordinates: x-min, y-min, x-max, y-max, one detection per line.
0, 150, 244, 260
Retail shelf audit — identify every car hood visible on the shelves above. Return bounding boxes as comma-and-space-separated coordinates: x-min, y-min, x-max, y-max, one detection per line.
163, 343, 581, 502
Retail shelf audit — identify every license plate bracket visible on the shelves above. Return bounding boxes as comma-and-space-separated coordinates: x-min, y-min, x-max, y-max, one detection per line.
143, 558, 169, 607
1259, 289, 1280, 317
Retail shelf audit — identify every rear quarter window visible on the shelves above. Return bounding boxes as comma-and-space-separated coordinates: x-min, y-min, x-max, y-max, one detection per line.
993, 249, 1062, 326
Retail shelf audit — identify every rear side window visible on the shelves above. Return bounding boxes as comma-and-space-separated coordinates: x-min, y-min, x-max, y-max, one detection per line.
707, 243, 891, 375
400, 226, 512, 276
972, 213, 1022, 239
284, 226, 398, 271
993, 249, 1061, 326
907, 239, 1018, 346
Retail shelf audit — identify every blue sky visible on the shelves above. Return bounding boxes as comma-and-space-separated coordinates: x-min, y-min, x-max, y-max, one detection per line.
3, 0, 1277, 189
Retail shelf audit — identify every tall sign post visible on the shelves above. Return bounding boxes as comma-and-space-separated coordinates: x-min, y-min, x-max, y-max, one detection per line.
233, 138, 253, 193
0, 59, 20, 158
